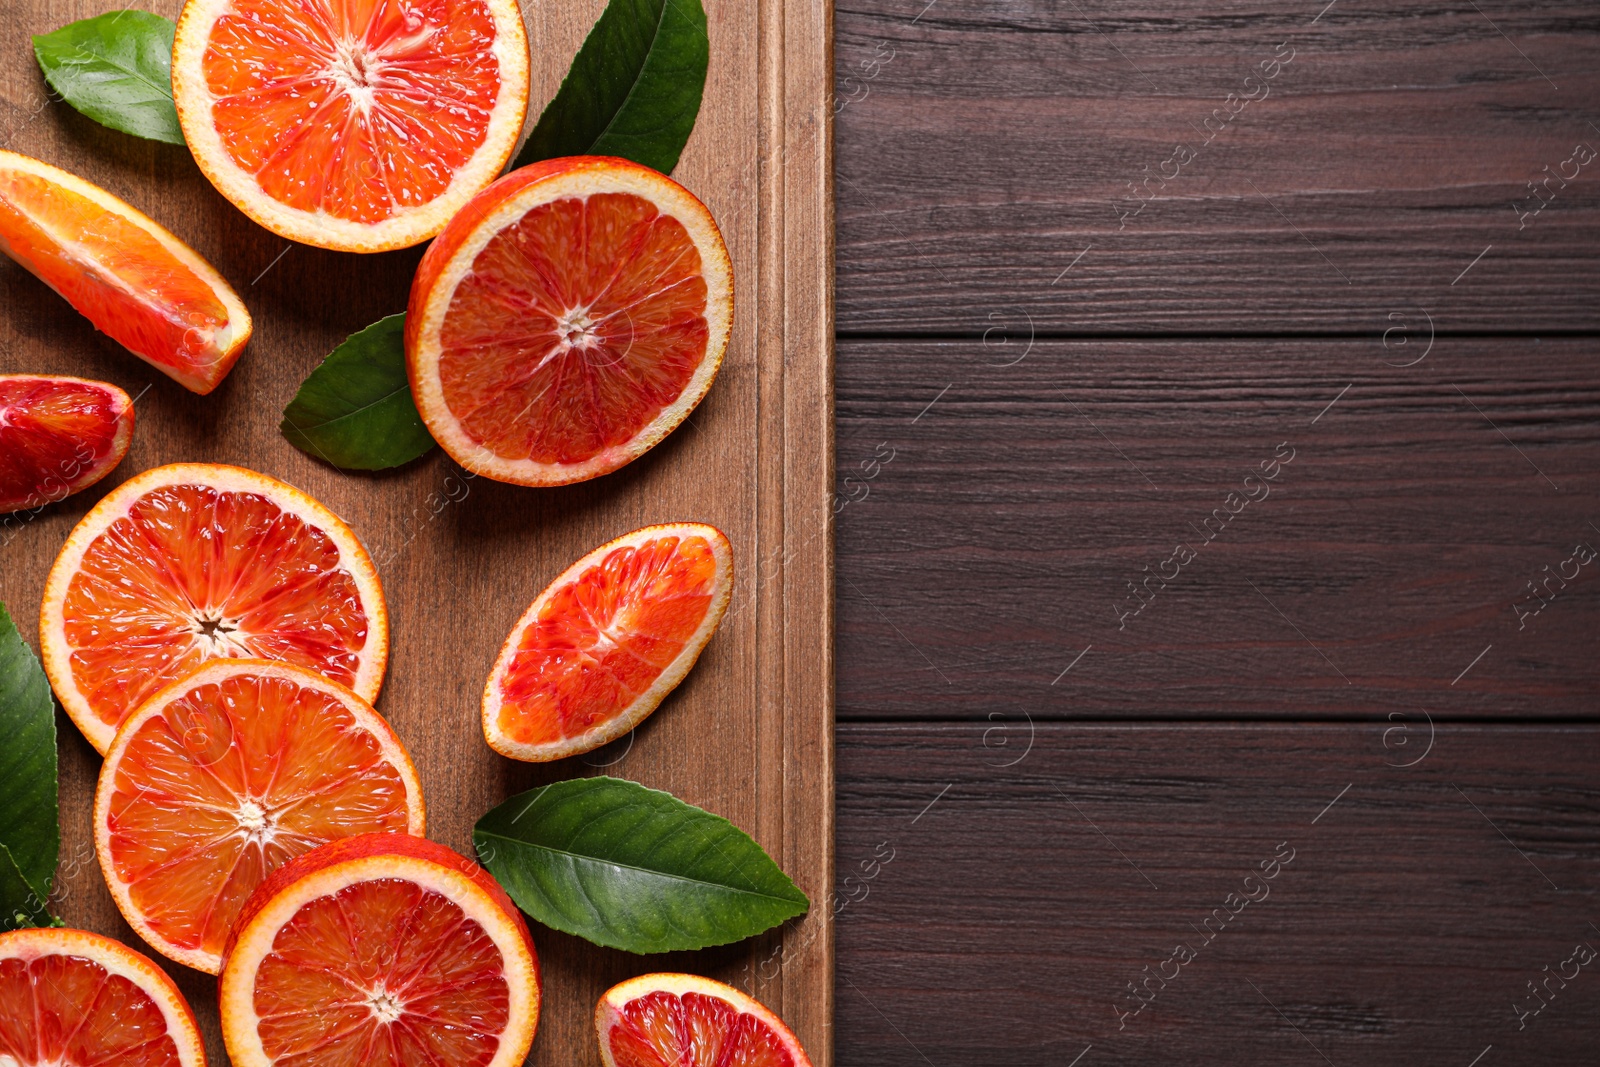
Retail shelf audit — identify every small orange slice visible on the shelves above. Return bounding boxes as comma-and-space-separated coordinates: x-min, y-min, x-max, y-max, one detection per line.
596, 973, 815, 1067
0, 150, 251, 393
0, 374, 133, 513
96, 659, 425, 974
220, 833, 541, 1067
483, 523, 733, 762
0, 926, 208, 1067
41, 462, 388, 754
172, 0, 530, 252
407, 156, 734, 485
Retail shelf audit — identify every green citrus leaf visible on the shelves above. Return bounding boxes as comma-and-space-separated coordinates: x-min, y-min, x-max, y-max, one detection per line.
514, 0, 708, 174
280, 314, 436, 471
474, 777, 808, 954
32, 11, 184, 145
0, 600, 59, 925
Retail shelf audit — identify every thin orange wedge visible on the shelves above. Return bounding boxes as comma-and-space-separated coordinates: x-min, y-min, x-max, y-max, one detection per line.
482, 523, 733, 762
0, 150, 251, 394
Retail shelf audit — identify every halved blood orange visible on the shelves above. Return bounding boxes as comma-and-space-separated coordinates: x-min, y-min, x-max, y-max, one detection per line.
0, 150, 252, 393
483, 523, 733, 762
96, 659, 426, 974
597, 973, 814, 1067
172, 0, 530, 252
407, 156, 734, 485
0, 926, 208, 1067
220, 833, 541, 1067
0, 374, 133, 513
40, 462, 388, 754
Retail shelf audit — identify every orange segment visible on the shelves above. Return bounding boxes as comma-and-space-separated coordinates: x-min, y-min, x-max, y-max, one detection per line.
407, 157, 734, 485
220, 834, 540, 1067
0, 927, 208, 1067
96, 660, 425, 974
597, 974, 813, 1067
172, 0, 529, 252
0, 375, 134, 513
40, 463, 388, 754
483, 523, 734, 762
0, 151, 251, 394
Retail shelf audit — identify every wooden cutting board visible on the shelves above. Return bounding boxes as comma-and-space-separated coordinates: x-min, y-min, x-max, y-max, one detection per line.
0, 0, 835, 1062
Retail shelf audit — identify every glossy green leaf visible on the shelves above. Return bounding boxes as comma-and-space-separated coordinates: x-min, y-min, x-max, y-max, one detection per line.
32, 11, 183, 145
474, 777, 809, 954
0, 846, 54, 932
514, 0, 708, 174
0, 601, 59, 929
280, 314, 436, 471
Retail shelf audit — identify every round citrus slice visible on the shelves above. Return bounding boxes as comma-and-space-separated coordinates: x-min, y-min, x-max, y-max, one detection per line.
0, 374, 133, 513
172, 0, 530, 252
96, 659, 426, 974
40, 462, 388, 755
0, 150, 252, 394
0, 926, 207, 1067
483, 523, 733, 762
220, 833, 541, 1067
597, 973, 814, 1067
406, 156, 734, 485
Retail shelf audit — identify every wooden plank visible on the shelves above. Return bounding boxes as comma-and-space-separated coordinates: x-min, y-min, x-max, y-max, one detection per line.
834, 0, 1600, 333
834, 722, 1600, 1065
0, 0, 834, 1062
835, 338, 1600, 719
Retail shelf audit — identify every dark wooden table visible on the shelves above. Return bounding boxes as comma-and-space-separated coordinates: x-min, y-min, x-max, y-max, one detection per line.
831, 3, 1600, 1064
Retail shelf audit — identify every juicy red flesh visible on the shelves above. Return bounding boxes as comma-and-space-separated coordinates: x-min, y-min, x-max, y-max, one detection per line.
607, 991, 797, 1067
0, 376, 129, 514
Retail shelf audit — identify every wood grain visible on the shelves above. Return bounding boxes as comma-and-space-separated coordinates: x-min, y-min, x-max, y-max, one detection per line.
834, 337, 1600, 720
834, 0, 1600, 334
834, 723, 1600, 1066
0, 0, 834, 1063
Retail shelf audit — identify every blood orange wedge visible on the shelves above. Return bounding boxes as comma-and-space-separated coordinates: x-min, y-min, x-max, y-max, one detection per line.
0, 926, 208, 1067
597, 973, 814, 1067
96, 659, 425, 974
406, 156, 734, 485
40, 462, 388, 754
171, 0, 530, 252
483, 523, 733, 762
219, 833, 541, 1067
0, 374, 133, 513
0, 150, 252, 394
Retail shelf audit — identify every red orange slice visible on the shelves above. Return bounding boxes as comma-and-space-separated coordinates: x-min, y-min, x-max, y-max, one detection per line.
483, 523, 733, 762
220, 833, 541, 1067
407, 156, 734, 485
40, 462, 388, 754
96, 659, 426, 974
597, 973, 814, 1067
0, 926, 208, 1067
172, 0, 531, 252
0, 150, 251, 393
0, 374, 133, 513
